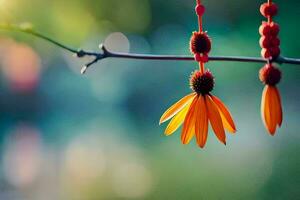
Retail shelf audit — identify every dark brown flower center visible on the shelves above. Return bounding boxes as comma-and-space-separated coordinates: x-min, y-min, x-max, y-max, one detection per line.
190, 70, 214, 95
190, 31, 211, 55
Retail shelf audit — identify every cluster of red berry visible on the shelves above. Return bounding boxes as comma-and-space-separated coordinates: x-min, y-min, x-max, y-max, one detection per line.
259, 63, 281, 86
259, 1, 280, 59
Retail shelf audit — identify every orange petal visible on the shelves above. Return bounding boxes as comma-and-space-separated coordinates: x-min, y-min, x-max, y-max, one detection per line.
181, 96, 198, 144
165, 100, 192, 136
261, 86, 276, 135
159, 93, 196, 124
195, 95, 208, 148
269, 86, 282, 134
269, 87, 278, 133
211, 95, 236, 133
273, 87, 283, 127
205, 95, 226, 145
268, 86, 282, 133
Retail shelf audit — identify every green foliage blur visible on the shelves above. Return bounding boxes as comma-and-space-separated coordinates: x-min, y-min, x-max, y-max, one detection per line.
0, 0, 299, 199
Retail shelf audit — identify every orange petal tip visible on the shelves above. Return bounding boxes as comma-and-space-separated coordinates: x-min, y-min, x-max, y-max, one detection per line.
211, 95, 236, 134
206, 96, 226, 145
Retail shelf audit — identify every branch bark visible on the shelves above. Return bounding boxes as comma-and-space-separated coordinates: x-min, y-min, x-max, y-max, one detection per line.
1, 23, 299, 74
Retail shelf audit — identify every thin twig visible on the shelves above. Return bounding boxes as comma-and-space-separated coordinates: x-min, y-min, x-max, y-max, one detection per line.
0, 23, 300, 74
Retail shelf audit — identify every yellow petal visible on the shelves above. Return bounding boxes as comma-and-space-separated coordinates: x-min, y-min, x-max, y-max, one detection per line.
195, 95, 208, 148
261, 86, 268, 132
165, 100, 192, 136
273, 87, 283, 127
181, 96, 198, 144
159, 93, 196, 124
211, 95, 236, 133
205, 95, 226, 145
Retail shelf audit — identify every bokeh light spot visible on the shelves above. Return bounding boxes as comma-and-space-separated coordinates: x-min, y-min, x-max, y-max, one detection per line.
3, 124, 43, 188
112, 163, 153, 198
104, 32, 130, 53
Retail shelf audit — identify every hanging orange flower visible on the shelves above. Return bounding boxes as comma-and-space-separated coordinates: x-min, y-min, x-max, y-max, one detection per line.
159, 70, 236, 148
259, 0, 283, 135
260, 64, 282, 135
159, 0, 236, 148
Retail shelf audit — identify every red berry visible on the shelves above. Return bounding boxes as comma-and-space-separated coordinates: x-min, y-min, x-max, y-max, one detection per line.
195, 5, 205, 16
260, 3, 268, 17
200, 54, 209, 63
269, 3, 278, 16
259, 36, 271, 48
270, 22, 280, 36
270, 37, 280, 47
261, 48, 271, 59
259, 64, 281, 86
270, 46, 280, 58
194, 53, 209, 63
259, 22, 271, 36
260, 3, 278, 18
194, 53, 201, 62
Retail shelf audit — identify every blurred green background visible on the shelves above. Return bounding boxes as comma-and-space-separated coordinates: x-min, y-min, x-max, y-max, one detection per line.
0, 0, 299, 199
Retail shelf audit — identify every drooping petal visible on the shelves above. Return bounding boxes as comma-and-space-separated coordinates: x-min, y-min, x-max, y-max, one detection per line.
269, 87, 278, 133
159, 93, 196, 124
261, 85, 276, 135
181, 96, 198, 144
273, 87, 283, 127
195, 95, 208, 148
184, 125, 196, 146
268, 86, 282, 134
211, 95, 236, 133
205, 95, 226, 145
165, 100, 193, 136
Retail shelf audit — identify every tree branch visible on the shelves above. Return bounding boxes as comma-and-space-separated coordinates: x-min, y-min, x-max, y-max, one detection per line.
1, 23, 299, 74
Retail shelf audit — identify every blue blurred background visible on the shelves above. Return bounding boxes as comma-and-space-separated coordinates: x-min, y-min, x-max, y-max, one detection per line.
0, 0, 299, 199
